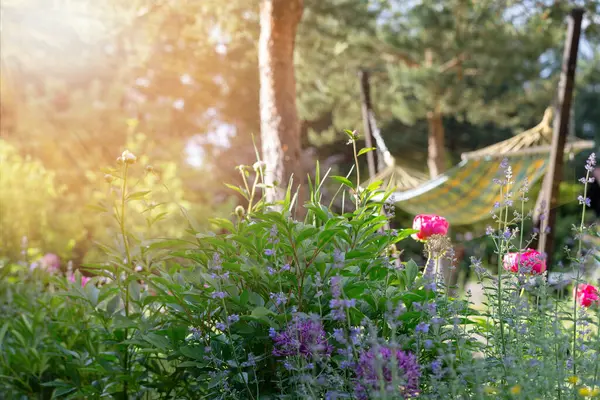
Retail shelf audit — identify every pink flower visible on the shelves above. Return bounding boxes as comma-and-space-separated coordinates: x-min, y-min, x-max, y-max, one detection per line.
576, 284, 599, 308
412, 214, 449, 241
68, 272, 90, 287
40, 253, 60, 274
502, 249, 546, 275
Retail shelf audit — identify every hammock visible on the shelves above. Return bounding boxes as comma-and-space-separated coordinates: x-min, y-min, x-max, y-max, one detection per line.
367, 107, 595, 226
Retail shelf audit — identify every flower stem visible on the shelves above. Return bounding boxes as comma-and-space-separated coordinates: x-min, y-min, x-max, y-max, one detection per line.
120, 163, 131, 399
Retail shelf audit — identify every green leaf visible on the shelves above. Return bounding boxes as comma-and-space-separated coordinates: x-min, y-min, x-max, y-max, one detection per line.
224, 183, 248, 199
296, 226, 319, 243
404, 259, 420, 287
126, 190, 151, 201
0, 322, 8, 349
251, 307, 275, 318
179, 345, 206, 360
357, 147, 376, 157
129, 280, 141, 302
331, 175, 355, 189
106, 295, 120, 315
366, 180, 383, 191
178, 361, 202, 368
393, 228, 419, 242
344, 129, 356, 141
143, 333, 170, 351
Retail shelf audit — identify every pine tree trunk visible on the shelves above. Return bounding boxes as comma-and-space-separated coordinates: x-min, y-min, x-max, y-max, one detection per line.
426, 107, 445, 178
258, 0, 304, 205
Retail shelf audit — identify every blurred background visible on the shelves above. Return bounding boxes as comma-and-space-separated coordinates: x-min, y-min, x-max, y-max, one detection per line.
1, 0, 599, 277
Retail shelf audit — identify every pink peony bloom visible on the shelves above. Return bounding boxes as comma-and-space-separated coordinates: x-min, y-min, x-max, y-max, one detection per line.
576, 284, 599, 308
40, 253, 61, 274
412, 214, 449, 241
502, 249, 546, 275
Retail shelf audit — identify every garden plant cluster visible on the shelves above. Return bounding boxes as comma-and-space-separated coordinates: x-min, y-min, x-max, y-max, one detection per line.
1, 134, 599, 399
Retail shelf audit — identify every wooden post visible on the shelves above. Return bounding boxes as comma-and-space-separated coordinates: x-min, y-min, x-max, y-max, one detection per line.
537, 8, 584, 269
358, 69, 377, 178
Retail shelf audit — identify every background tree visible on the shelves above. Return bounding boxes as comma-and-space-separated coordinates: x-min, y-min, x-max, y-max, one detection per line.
258, 0, 305, 204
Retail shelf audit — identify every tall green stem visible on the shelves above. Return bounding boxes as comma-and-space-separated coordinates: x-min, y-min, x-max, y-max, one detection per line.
120, 163, 131, 399
571, 168, 591, 383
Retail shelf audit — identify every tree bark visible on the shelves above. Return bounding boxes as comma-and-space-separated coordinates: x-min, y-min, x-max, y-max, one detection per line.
426, 107, 445, 178
258, 0, 304, 206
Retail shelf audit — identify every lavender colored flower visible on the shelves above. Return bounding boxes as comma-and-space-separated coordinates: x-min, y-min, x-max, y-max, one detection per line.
333, 249, 345, 268
424, 279, 437, 292
281, 263, 291, 272
270, 224, 278, 237
216, 322, 226, 331
330, 276, 342, 298
349, 327, 361, 345
585, 152, 596, 172
578, 195, 591, 207
500, 158, 509, 170
431, 358, 444, 379
485, 226, 494, 236
415, 322, 430, 334
329, 298, 356, 320
264, 249, 274, 256
242, 353, 257, 367
424, 339, 434, 349
333, 328, 347, 344
272, 317, 332, 358
227, 314, 240, 324
269, 327, 277, 338
426, 302, 437, 315
212, 291, 227, 299
355, 346, 420, 399
269, 292, 287, 306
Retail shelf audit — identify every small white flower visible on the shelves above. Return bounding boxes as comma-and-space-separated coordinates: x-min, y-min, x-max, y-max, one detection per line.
253, 160, 266, 172
121, 150, 137, 164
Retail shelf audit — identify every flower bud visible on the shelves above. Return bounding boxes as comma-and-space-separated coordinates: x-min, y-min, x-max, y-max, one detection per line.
235, 205, 245, 218
121, 150, 137, 164
104, 174, 114, 183
253, 160, 266, 172
145, 165, 154, 173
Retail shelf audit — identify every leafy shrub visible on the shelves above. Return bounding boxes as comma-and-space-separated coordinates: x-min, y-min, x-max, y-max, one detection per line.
1, 143, 599, 399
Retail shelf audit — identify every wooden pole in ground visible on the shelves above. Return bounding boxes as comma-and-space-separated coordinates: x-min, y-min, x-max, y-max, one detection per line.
537, 8, 584, 269
358, 69, 378, 178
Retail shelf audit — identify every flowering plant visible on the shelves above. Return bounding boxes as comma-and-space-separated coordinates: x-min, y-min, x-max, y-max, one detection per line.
576, 283, 599, 308
502, 248, 547, 274
411, 214, 449, 241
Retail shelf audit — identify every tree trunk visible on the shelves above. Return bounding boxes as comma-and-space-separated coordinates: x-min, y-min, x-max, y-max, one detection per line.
426, 107, 445, 178
258, 0, 304, 206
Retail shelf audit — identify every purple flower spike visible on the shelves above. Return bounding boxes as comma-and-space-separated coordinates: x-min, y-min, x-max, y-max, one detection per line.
355, 345, 420, 399
271, 316, 332, 358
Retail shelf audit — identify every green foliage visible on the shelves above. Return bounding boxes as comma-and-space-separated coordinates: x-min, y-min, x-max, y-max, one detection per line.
2, 144, 599, 399
0, 140, 81, 262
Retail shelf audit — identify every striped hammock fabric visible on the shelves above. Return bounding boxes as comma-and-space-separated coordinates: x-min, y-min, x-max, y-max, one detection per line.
380, 155, 549, 226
